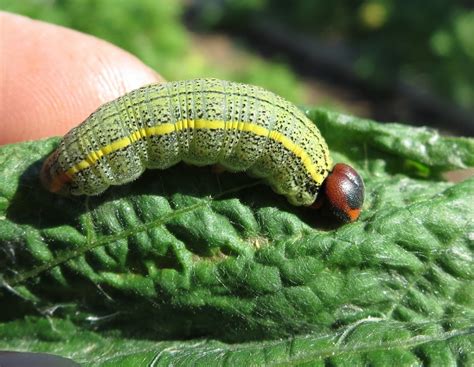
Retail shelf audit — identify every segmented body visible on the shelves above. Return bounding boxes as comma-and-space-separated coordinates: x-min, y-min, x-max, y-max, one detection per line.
42, 78, 332, 205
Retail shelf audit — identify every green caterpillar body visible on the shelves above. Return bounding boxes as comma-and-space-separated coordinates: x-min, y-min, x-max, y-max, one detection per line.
41, 78, 332, 206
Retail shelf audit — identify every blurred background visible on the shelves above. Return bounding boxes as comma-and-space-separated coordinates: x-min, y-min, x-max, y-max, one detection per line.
2, 0, 473, 136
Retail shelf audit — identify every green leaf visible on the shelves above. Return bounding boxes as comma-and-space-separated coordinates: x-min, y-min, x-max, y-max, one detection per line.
0, 316, 472, 366
1, 108, 473, 365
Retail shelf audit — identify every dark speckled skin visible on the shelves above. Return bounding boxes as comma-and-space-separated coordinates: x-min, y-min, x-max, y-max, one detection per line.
41, 79, 332, 206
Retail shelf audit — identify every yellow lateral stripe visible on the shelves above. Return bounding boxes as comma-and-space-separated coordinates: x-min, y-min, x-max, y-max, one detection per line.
65, 120, 324, 183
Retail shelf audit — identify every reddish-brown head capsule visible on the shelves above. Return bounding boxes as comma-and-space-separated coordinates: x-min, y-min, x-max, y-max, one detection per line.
316, 163, 365, 223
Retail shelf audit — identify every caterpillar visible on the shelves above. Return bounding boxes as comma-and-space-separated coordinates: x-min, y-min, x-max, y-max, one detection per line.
41, 78, 364, 222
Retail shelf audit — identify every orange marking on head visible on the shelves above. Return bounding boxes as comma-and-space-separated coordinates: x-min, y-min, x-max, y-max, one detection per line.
346, 207, 361, 222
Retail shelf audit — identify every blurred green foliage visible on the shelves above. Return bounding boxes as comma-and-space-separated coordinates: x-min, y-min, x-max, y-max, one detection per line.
4, 0, 472, 113
198, 0, 474, 110
1, 0, 304, 103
